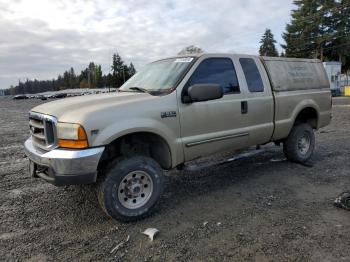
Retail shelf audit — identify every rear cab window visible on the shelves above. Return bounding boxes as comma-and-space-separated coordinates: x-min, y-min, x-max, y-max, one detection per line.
239, 58, 264, 92
185, 58, 240, 95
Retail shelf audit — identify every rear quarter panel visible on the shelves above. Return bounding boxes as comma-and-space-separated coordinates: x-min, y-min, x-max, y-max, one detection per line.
273, 89, 332, 140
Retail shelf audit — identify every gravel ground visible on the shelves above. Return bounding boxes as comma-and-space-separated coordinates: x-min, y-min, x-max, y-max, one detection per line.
0, 97, 349, 262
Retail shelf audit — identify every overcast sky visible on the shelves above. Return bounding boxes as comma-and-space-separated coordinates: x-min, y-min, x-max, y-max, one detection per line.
0, 0, 294, 89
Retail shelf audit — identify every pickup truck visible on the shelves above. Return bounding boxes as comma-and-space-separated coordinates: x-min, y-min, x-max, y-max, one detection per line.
24, 53, 332, 221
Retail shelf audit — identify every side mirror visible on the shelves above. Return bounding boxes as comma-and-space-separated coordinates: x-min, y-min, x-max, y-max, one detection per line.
185, 84, 223, 103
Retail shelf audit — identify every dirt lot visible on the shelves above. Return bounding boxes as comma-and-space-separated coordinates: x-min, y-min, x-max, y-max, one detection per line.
0, 97, 349, 261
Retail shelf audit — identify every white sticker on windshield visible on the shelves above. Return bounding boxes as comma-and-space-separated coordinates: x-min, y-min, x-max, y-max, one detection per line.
174, 57, 193, 63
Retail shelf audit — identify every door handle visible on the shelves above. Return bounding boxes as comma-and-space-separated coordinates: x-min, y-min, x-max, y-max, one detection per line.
241, 101, 248, 114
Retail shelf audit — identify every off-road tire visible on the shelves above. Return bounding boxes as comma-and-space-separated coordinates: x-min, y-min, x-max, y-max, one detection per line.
97, 156, 164, 222
283, 123, 315, 163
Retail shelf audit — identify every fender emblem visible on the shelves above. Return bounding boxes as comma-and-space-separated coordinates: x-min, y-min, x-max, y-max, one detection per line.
161, 111, 177, 118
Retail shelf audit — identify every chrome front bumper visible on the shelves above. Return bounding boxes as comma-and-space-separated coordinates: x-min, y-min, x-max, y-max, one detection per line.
24, 137, 105, 186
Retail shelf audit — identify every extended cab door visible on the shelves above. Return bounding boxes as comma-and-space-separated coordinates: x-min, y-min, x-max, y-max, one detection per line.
177, 55, 250, 161
235, 55, 274, 146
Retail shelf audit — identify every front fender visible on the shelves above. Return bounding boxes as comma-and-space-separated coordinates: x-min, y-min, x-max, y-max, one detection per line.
90, 118, 183, 168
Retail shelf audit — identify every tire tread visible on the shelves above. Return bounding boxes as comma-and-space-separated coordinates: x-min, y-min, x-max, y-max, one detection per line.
283, 123, 315, 163
96, 156, 164, 222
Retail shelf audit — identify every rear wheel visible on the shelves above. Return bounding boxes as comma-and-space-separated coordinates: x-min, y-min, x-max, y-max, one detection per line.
97, 156, 164, 222
283, 123, 315, 163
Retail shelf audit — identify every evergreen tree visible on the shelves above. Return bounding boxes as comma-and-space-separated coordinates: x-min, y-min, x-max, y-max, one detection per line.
282, 0, 350, 71
63, 70, 70, 89
330, 0, 350, 68
69, 67, 76, 88
128, 62, 136, 76
106, 73, 113, 88
57, 75, 64, 90
259, 29, 279, 56
282, 0, 320, 58
122, 64, 129, 83
5, 54, 137, 94
88, 62, 96, 88
96, 65, 104, 88
111, 53, 125, 87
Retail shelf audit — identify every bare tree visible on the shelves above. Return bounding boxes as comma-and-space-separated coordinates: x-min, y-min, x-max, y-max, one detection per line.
177, 45, 204, 55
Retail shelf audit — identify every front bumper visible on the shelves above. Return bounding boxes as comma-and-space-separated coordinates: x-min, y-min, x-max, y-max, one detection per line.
24, 137, 105, 186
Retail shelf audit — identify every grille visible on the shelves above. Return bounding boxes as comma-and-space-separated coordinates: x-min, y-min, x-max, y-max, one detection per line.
29, 112, 57, 150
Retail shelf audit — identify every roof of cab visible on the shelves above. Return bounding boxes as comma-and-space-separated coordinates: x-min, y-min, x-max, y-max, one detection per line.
157, 53, 321, 63
156, 53, 257, 62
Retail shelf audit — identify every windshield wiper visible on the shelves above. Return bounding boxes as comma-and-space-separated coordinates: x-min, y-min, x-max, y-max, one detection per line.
128, 87, 149, 93
120, 86, 165, 96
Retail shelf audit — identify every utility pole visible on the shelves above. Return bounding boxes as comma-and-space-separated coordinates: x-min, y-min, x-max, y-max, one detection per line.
87, 68, 91, 89
109, 65, 111, 93
109, 50, 112, 93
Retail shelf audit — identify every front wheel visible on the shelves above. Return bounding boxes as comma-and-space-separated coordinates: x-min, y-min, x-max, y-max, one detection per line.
97, 156, 164, 222
283, 123, 315, 163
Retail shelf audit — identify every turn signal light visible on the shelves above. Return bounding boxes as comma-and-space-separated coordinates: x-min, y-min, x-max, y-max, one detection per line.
58, 139, 88, 149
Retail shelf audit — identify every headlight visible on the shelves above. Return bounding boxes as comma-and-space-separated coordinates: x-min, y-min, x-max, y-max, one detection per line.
57, 122, 89, 149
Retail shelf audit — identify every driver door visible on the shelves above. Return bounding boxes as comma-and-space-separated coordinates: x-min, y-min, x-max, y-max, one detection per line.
177, 56, 249, 161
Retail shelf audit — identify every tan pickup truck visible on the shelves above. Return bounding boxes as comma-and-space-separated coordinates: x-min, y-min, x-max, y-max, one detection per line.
24, 53, 332, 221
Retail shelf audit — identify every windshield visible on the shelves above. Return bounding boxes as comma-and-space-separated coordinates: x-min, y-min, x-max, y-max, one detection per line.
119, 57, 194, 94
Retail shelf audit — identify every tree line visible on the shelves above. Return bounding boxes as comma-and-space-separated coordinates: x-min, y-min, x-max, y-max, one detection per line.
5, 0, 349, 96
5, 52, 136, 95
259, 0, 350, 72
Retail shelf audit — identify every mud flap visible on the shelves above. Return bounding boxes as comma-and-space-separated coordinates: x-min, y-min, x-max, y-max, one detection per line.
29, 160, 37, 177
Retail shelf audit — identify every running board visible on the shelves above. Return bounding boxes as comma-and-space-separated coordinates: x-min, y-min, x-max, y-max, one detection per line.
183, 148, 268, 172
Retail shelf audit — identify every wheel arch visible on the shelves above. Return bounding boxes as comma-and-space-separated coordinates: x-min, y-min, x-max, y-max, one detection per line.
293, 106, 319, 129
98, 131, 173, 170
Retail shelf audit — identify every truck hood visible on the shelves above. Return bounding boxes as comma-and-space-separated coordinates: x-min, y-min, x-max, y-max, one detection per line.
31, 92, 155, 121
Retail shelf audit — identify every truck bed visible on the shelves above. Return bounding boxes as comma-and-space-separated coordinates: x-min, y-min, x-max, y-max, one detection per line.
260, 57, 332, 140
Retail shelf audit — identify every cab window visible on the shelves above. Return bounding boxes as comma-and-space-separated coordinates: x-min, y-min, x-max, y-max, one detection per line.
186, 58, 240, 94
239, 58, 264, 92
